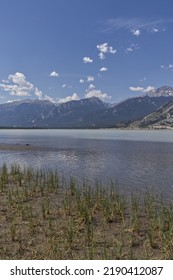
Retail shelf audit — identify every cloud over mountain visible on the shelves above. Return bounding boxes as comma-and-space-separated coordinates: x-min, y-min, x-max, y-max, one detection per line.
85, 89, 111, 100
129, 85, 155, 93
0, 72, 41, 97
57, 93, 80, 103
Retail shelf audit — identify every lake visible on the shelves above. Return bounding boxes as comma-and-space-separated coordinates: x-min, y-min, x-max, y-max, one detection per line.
0, 129, 173, 197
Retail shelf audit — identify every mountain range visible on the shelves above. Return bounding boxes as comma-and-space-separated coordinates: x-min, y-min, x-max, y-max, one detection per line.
0, 86, 173, 128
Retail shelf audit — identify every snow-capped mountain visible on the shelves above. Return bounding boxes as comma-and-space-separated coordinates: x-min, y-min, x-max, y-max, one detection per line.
146, 86, 173, 97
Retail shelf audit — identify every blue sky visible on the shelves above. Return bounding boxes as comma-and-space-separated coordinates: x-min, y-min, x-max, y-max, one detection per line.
0, 0, 173, 104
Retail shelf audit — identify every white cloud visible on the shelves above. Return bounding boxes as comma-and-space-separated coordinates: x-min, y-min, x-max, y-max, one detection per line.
100, 67, 108, 72
8, 72, 31, 86
97, 43, 116, 54
83, 57, 93, 63
35, 87, 43, 99
44, 95, 55, 103
49, 71, 59, 77
87, 76, 95, 82
0, 72, 34, 96
97, 43, 117, 60
129, 86, 144, 92
129, 86, 155, 93
0, 72, 45, 99
85, 89, 111, 101
160, 64, 173, 70
57, 93, 80, 104
131, 29, 141, 36
79, 79, 85, 83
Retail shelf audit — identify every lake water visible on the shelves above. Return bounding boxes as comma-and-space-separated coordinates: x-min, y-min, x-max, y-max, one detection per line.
0, 129, 173, 197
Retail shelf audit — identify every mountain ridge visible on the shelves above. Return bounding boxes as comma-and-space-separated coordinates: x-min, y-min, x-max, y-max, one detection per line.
0, 86, 173, 128
129, 100, 173, 129
146, 86, 173, 97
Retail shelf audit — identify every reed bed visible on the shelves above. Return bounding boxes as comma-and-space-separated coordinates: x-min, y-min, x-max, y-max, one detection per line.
0, 163, 173, 259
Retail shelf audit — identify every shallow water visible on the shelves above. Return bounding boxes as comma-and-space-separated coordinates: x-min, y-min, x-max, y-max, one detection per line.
0, 129, 173, 196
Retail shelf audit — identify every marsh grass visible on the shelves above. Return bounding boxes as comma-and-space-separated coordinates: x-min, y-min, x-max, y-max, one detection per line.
0, 163, 173, 259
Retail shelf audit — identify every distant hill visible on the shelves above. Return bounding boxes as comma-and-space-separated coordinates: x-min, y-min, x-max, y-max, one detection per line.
129, 100, 173, 129
0, 86, 173, 128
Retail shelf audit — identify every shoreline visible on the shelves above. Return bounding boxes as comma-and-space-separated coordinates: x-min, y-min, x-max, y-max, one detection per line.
0, 126, 173, 130
0, 143, 47, 151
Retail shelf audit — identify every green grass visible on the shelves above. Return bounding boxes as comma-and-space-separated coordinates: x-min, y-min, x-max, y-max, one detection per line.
0, 163, 173, 259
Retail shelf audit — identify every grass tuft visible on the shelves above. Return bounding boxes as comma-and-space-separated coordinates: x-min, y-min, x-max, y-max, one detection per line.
0, 164, 173, 259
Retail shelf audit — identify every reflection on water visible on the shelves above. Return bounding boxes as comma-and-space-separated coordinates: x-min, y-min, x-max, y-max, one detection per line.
0, 129, 173, 197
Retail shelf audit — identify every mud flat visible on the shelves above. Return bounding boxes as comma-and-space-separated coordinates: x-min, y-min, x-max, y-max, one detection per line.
0, 143, 51, 151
